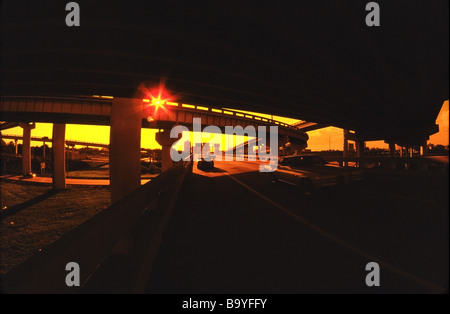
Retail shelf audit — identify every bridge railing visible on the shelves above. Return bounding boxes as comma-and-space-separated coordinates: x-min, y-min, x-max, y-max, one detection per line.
155, 101, 306, 133
1, 158, 193, 294
0, 134, 110, 148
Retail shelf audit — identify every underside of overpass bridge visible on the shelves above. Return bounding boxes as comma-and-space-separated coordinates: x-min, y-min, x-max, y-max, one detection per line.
1, 1, 448, 200
0, 95, 308, 201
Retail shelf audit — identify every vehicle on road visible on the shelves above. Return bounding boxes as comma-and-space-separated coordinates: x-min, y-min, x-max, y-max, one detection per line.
197, 154, 215, 171
22, 172, 36, 179
272, 155, 363, 194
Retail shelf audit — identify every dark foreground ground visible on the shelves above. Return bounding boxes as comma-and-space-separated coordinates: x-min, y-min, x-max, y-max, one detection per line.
1, 161, 448, 294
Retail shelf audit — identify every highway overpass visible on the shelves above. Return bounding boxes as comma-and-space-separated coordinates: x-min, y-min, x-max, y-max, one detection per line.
1, 95, 309, 201
1, 1, 447, 147
0, 1, 448, 295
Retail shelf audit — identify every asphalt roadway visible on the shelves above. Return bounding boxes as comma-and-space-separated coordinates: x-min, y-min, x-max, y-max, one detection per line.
146, 160, 449, 294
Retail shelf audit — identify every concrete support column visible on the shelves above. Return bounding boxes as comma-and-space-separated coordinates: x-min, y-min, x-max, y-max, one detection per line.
213, 143, 222, 161
109, 98, 143, 203
388, 142, 395, 158
420, 141, 428, 171
343, 129, 349, 167
277, 134, 289, 156
356, 140, 365, 158
14, 139, 18, 155
155, 128, 179, 172
19, 122, 35, 174
52, 123, 66, 190
388, 142, 396, 169
193, 142, 203, 161
399, 146, 405, 157
404, 146, 412, 170
421, 142, 428, 157
356, 139, 365, 168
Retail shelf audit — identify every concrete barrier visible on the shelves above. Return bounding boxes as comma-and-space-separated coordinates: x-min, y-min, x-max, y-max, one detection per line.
1, 159, 193, 294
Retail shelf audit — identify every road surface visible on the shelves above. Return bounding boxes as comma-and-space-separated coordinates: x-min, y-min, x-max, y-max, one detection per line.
146, 160, 448, 293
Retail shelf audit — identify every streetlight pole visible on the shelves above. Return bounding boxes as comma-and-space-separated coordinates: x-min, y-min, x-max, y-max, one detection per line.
42, 136, 49, 174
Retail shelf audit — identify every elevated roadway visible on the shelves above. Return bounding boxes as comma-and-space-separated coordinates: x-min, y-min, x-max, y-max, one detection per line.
0, 96, 307, 140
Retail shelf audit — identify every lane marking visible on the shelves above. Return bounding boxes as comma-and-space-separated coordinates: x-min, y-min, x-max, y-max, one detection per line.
225, 172, 445, 293
277, 179, 298, 186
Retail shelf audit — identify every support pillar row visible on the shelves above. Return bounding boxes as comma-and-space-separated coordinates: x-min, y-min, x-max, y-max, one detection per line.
52, 123, 66, 190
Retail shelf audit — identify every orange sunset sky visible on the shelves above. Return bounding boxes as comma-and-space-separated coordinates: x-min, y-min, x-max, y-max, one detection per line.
2, 100, 448, 151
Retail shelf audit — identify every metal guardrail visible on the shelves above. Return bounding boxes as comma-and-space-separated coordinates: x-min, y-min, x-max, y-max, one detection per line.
1, 158, 193, 294
320, 156, 449, 171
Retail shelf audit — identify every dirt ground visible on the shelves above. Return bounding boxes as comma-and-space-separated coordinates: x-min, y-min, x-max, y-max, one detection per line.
0, 180, 111, 275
